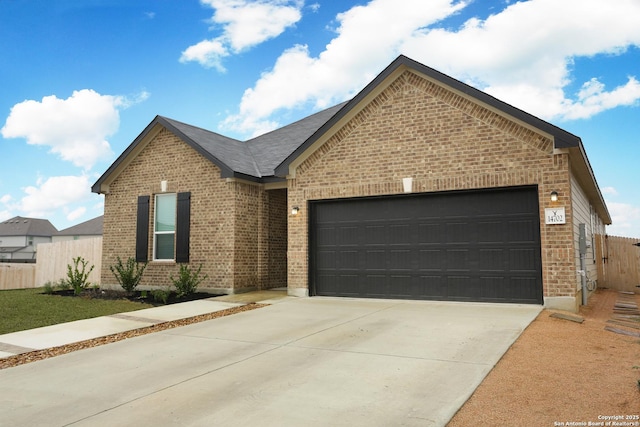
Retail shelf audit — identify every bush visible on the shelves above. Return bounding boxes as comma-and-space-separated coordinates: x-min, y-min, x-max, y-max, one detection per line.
43, 281, 56, 294
66, 256, 95, 296
151, 287, 171, 305
170, 264, 207, 298
56, 278, 71, 291
110, 257, 147, 294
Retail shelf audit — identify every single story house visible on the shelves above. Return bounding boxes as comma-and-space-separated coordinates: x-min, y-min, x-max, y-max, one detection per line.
0, 216, 58, 262
52, 215, 103, 242
92, 55, 611, 312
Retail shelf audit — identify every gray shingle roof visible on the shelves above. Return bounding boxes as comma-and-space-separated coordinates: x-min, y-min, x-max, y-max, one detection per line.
57, 215, 103, 236
0, 216, 58, 237
91, 56, 608, 225
246, 102, 348, 177
93, 100, 348, 192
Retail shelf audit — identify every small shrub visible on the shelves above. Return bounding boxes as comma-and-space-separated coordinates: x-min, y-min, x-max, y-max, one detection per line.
110, 257, 147, 294
56, 278, 71, 291
43, 281, 56, 294
66, 256, 95, 296
151, 288, 171, 304
170, 264, 207, 298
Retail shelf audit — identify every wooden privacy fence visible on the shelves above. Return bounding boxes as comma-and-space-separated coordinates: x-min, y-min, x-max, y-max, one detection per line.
35, 237, 103, 287
0, 264, 36, 290
596, 234, 640, 293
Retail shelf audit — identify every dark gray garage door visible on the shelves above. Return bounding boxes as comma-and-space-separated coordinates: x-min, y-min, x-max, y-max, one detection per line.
310, 186, 543, 304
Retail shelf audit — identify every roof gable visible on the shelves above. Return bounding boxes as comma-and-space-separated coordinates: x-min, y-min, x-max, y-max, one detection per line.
0, 216, 58, 237
57, 216, 103, 236
274, 55, 582, 177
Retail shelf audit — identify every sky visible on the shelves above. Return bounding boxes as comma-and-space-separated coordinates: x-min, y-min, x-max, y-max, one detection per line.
1, 0, 639, 238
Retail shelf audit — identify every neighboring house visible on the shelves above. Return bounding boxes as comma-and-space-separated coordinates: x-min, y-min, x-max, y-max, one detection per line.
52, 216, 103, 242
0, 216, 58, 262
92, 55, 611, 312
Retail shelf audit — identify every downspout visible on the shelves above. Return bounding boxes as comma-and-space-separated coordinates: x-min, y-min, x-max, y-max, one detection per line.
579, 223, 587, 306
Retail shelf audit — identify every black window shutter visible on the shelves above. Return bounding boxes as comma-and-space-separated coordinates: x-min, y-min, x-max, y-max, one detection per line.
175, 192, 191, 263
136, 195, 150, 262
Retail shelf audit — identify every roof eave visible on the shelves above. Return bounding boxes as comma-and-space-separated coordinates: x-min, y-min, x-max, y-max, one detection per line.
92, 116, 243, 194
568, 143, 612, 225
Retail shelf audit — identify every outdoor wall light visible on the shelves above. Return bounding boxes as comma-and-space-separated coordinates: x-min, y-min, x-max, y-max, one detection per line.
291, 206, 300, 215
550, 191, 558, 202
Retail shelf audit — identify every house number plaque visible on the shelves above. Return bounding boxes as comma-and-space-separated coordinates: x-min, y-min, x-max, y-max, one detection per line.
545, 207, 566, 224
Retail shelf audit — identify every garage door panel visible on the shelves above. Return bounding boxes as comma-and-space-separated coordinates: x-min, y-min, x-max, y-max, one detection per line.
447, 276, 475, 300
508, 248, 539, 271
364, 225, 386, 245
478, 221, 505, 243
365, 250, 387, 269
479, 276, 507, 300
419, 249, 444, 270
446, 222, 472, 243
366, 275, 389, 297
316, 227, 336, 246
510, 277, 541, 302
479, 248, 506, 271
419, 275, 446, 298
508, 220, 538, 243
418, 223, 441, 244
311, 187, 542, 304
446, 249, 470, 271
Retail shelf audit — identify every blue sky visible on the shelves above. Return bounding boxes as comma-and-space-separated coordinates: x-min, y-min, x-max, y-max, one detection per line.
1, 0, 639, 237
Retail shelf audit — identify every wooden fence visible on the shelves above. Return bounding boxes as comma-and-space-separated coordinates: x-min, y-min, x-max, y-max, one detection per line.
0, 264, 36, 290
35, 238, 103, 287
595, 234, 640, 293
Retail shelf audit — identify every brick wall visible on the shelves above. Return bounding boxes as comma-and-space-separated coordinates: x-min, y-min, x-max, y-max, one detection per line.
288, 69, 576, 299
102, 128, 236, 292
101, 128, 289, 293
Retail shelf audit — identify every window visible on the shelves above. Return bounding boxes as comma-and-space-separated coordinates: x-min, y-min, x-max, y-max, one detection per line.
154, 193, 176, 260
136, 192, 190, 263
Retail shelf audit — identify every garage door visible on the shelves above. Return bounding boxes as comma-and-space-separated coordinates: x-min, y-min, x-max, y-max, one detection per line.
310, 186, 543, 304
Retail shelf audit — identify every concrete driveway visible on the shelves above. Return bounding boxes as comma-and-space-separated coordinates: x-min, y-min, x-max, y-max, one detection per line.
0, 297, 540, 426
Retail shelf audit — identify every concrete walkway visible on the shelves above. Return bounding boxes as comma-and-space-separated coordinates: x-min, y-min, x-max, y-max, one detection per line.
0, 290, 289, 359
0, 296, 541, 427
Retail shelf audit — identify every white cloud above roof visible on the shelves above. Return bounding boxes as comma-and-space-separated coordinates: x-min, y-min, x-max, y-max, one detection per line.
606, 201, 640, 238
180, 0, 304, 71
7, 175, 92, 219
1, 89, 148, 169
221, 0, 640, 136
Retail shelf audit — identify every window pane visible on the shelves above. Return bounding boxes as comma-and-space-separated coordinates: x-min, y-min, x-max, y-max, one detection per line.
155, 234, 175, 260
156, 194, 176, 232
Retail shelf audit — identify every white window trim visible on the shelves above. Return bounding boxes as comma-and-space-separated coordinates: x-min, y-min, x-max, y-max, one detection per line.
153, 193, 176, 261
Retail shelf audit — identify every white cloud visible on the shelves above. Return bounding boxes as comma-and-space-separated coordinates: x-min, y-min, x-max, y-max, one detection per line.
1, 89, 147, 169
66, 206, 86, 222
180, 0, 303, 71
0, 210, 11, 222
606, 201, 640, 239
602, 187, 619, 196
0, 194, 11, 204
222, 0, 640, 136
222, 0, 466, 134
13, 175, 92, 219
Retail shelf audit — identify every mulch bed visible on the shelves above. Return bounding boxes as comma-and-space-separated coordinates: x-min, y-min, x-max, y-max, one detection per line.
48, 288, 220, 306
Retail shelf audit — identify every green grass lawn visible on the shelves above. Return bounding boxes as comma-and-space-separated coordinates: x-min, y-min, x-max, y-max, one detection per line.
0, 287, 155, 335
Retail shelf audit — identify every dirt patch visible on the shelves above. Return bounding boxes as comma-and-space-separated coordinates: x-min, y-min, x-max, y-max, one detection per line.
447, 289, 640, 426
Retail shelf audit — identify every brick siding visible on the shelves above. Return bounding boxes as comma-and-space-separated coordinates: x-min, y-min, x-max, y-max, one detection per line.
288, 69, 576, 299
101, 128, 286, 293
